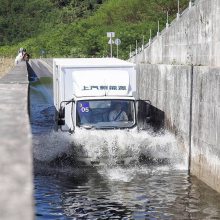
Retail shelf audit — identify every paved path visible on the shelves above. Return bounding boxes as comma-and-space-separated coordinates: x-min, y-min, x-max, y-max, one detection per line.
0, 61, 33, 220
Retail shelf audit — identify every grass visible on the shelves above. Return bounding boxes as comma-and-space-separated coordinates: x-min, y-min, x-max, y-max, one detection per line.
0, 57, 14, 78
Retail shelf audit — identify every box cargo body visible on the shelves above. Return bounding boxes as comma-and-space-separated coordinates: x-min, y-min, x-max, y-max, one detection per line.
53, 58, 139, 132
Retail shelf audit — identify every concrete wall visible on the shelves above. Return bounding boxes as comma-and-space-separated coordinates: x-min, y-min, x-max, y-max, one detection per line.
136, 64, 220, 192
130, 0, 220, 192
136, 64, 192, 155
0, 61, 33, 220
191, 66, 220, 192
131, 0, 220, 67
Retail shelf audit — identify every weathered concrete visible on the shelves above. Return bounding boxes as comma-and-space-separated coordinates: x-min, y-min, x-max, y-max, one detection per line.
0, 61, 34, 220
136, 63, 220, 192
29, 59, 53, 78
130, 0, 220, 67
191, 66, 220, 192
136, 64, 192, 157
130, 0, 220, 193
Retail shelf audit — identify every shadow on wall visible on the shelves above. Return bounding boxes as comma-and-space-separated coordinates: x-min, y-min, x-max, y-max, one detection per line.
137, 100, 165, 132
26, 62, 39, 82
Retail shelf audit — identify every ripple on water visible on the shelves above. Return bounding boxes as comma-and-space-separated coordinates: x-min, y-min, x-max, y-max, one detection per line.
34, 167, 220, 220
30, 72, 220, 220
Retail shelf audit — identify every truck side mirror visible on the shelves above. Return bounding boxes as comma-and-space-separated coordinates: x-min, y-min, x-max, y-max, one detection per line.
57, 99, 75, 131
59, 107, 65, 119
58, 107, 65, 126
58, 119, 65, 126
136, 99, 151, 130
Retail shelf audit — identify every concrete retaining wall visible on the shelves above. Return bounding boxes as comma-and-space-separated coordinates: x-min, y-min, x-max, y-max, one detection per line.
137, 64, 191, 151
0, 61, 33, 220
131, 0, 220, 67
136, 63, 220, 192
191, 66, 220, 191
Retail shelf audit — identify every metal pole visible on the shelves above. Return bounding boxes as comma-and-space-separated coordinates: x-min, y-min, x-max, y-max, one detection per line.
136, 40, 138, 55
189, 0, 192, 8
157, 20, 160, 37
142, 35, 145, 61
158, 20, 160, 32
117, 43, 118, 58
166, 11, 169, 29
110, 33, 113, 57
149, 29, 152, 44
177, 0, 180, 20
178, 0, 180, 14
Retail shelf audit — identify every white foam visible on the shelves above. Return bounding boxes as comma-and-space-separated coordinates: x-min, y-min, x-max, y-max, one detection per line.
33, 130, 72, 161
99, 167, 135, 182
71, 128, 188, 168
33, 127, 188, 170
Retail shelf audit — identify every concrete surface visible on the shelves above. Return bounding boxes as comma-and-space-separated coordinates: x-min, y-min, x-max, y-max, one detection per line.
130, 0, 220, 67
136, 63, 220, 193
136, 64, 192, 158
191, 66, 220, 192
29, 59, 53, 78
130, 0, 220, 193
0, 61, 33, 220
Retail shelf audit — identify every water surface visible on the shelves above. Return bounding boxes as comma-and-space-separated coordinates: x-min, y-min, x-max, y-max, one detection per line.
29, 64, 220, 220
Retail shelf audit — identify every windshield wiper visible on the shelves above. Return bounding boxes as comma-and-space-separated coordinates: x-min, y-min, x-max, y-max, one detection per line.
81, 124, 94, 129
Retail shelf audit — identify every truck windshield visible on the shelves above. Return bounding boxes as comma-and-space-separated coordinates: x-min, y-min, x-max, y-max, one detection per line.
76, 100, 136, 129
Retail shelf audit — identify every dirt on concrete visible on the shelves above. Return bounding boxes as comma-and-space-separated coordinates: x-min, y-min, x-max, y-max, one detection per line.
0, 57, 14, 78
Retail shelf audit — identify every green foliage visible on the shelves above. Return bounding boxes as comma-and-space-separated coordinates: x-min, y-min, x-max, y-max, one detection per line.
0, 0, 189, 59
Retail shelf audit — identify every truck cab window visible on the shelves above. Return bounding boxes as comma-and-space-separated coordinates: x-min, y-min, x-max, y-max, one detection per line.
76, 100, 136, 129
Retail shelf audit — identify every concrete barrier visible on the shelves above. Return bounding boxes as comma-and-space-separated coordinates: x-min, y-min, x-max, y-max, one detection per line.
136, 63, 220, 192
28, 59, 53, 78
136, 64, 192, 157
191, 66, 220, 192
0, 61, 33, 220
130, 0, 220, 67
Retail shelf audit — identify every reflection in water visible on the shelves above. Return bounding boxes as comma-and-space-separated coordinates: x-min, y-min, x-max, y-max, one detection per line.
30, 73, 220, 220
35, 168, 220, 220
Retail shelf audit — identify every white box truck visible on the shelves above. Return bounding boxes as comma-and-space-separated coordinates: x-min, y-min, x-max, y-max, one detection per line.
52, 58, 172, 165
53, 58, 141, 133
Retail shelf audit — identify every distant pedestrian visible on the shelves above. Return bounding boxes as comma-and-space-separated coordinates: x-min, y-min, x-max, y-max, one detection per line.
15, 48, 30, 64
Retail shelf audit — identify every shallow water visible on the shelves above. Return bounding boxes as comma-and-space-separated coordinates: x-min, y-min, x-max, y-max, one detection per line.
30, 69, 220, 220
34, 167, 220, 220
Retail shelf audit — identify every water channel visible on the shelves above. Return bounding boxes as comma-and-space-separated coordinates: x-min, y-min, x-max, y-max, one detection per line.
29, 64, 220, 220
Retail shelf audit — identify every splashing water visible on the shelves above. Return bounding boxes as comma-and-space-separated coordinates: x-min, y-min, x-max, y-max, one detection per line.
33, 124, 187, 170
71, 128, 188, 168
33, 130, 73, 162
29, 75, 187, 170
